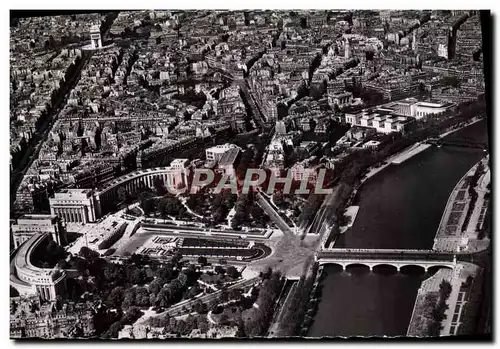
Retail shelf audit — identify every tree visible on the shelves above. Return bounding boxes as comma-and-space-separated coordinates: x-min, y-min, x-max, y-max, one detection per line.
229, 288, 242, 300
139, 191, 155, 214
220, 289, 229, 302
197, 256, 208, 266
79, 246, 99, 260
153, 177, 166, 196
261, 267, 273, 280
117, 187, 127, 202
155, 265, 174, 281
186, 285, 201, 299
209, 301, 220, 313
212, 206, 225, 224
198, 319, 209, 333
11, 299, 18, 314
154, 288, 171, 309
219, 313, 230, 325
148, 278, 165, 295
236, 313, 246, 337
226, 266, 239, 279
214, 265, 225, 275
149, 293, 157, 307
103, 321, 123, 339
156, 198, 166, 215
75, 258, 89, 274
44, 240, 67, 266
10, 286, 19, 298
176, 272, 188, 288
194, 301, 208, 314
231, 211, 245, 229
131, 269, 147, 285
176, 319, 188, 335
122, 289, 136, 309
135, 286, 150, 307
439, 280, 452, 300
106, 286, 125, 309
273, 191, 284, 207
125, 306, 143, 322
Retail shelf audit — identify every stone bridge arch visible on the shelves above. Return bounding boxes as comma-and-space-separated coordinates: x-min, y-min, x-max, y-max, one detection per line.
319, 260, 455, 273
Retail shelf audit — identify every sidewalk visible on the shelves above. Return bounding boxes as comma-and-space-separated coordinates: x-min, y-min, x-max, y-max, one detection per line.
433, 157, 490, 253
407, 262, 481, 337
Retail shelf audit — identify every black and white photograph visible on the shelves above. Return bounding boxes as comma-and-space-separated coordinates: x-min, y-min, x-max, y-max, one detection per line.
8, 8, 492, 340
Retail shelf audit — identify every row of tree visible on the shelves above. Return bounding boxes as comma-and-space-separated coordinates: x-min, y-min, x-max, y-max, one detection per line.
427, 280, 453, 336
140, 193, 191, 219
148, 313, 211, 336
231, 193, 270, 229
101, 306, 143, 339
461, 162, 485, 233
242, 269, 284, 337
65, 249, 210, 337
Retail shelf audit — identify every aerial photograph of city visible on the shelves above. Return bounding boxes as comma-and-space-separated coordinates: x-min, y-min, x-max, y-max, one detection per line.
9, 9, 492, 340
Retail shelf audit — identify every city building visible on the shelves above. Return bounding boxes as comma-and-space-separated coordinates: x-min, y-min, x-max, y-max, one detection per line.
264, 139, 287, 176
438, 43, 449, 59
165, 158, 191, 189
49, 189, 100, 224
345, 109, 415, 134
11, 214, 67, 248
90, 24, 102, 50
328, 91, 354, 109
364, 78, 422, 101
381, 98, 457, 119
205, 143, 240, 162
217, 147, 241, 178
275, 120, 287, 135
7, 10, 490, 340
336, 126, 377, 147
10, 297, 95, 338
290, 157, 319, 183
345, 39, 351, 59
10, 233, 67, 301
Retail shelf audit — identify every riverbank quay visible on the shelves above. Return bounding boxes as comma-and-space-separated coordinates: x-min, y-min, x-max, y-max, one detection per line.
268, 261, 320, 337
320, 140, 439, 250
437, 116, 483, 139
325, 140, 436, 248
324, 206, 359, 249
321, 140, 433, 247
391, 143, 431, 165
360, 116, 484, 186
407, 262, 483, 337
304, 115, 485, 250
433, 157, 490, 253
340, 206, 359, 235
299, 264, 325, 337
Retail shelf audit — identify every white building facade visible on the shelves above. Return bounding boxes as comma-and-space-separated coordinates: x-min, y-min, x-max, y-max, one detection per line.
11, 214, 66, 248
49, 189, 99, 224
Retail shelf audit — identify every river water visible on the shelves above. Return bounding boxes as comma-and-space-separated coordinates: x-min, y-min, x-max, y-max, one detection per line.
308, 120, 489, 337
336, 120, 489, 250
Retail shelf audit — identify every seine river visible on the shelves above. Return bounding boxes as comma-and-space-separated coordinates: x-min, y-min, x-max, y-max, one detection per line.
308, 120, 489, 337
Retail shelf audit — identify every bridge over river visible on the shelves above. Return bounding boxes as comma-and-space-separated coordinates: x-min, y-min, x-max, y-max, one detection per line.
315, 248, 457, 271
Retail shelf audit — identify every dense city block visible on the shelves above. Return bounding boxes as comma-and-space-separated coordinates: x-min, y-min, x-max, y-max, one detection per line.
9, 10, 491, 340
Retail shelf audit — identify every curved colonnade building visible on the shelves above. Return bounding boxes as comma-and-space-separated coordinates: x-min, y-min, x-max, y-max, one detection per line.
10, 233, 67, 301
49, 160, 191, 223
96, 160, 190, 215
13, 161, 191, 299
